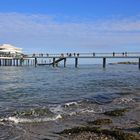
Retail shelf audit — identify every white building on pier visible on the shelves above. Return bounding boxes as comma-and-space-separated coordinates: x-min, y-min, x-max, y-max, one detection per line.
0, 44, 22, 56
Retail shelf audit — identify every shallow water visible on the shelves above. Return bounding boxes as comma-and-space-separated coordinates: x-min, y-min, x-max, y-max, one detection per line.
0, 64, 140, 139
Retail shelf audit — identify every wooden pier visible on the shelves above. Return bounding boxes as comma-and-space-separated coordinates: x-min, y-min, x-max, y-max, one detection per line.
0, 52, 140, 68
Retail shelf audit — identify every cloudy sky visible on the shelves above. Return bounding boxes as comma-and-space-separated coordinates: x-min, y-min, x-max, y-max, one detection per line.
0, 0, 140, 53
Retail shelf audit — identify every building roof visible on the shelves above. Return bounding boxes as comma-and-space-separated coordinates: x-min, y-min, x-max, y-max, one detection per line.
0, 44, 22, 54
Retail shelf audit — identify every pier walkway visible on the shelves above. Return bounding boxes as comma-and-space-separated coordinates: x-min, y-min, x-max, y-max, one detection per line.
0, 52, 140, 68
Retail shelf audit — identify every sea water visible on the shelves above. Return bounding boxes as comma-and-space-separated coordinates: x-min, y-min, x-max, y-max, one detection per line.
0, 64, 140, 139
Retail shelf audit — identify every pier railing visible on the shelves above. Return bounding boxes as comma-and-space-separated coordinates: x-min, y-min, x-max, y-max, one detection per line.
1, 52, 140, 58
23, 52, 140, 58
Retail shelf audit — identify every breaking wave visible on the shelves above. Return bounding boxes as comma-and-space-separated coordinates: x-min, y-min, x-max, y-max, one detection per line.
0, 108, 62, 124
2, 114, 62, 124
0, 95, 137, 124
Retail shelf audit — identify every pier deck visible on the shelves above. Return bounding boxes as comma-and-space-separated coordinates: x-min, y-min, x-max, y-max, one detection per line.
0, 52, 140, 68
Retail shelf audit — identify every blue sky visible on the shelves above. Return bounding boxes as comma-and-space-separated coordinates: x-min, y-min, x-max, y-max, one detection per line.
0, 0, 140, 53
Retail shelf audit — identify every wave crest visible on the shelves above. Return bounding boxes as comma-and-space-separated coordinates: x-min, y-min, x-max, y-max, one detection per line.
0, 114, 62, 124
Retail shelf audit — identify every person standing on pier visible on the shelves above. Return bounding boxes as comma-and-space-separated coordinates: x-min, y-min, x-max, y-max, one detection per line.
46, 53, 49, 57
61, 53, 64, 57
125, 52, 127, 56
69, 53, 72, 57
113, 52, 115, 57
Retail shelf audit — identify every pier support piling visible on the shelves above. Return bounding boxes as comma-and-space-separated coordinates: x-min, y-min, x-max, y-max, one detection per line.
75, 57, 78, 68
53, 58, 55, 67
35, 57, 37, 67
64, 58, 66, 67
139, 58, 140, 69
13, 59, 15, 66
27, 60, 29, 66
16, 59, 18, 66
5, 59, 7, 66
20, 59, 22, 66
103, 58, 106, 68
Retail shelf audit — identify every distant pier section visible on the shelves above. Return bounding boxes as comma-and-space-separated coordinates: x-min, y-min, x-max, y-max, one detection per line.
0, 44, 140, 68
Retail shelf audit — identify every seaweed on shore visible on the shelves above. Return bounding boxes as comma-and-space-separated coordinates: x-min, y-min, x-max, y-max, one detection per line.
136, 124, 140, 133
57, 126, 101, 135
13, 108, 54, 117
104, 108, 128, 117
87, 118, 112, 125
57, 126, 139, 140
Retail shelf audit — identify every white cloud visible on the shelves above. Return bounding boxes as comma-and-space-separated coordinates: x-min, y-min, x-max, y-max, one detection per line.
0, 13, 140, 53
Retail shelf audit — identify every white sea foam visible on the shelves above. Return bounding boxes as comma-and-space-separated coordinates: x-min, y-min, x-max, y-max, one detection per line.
64, 101, 78, 107
80, 109, 96, 113
114, 97, 134, 104
121, 97, 134, 103
0, 114, 62, 124
69, 111, 77, 116
50, 105, 63, 114
66, 109, 96, 116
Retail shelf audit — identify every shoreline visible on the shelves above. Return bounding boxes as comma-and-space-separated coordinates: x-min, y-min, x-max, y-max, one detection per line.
15, 96, 140, 140
18, 107, 140, 140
